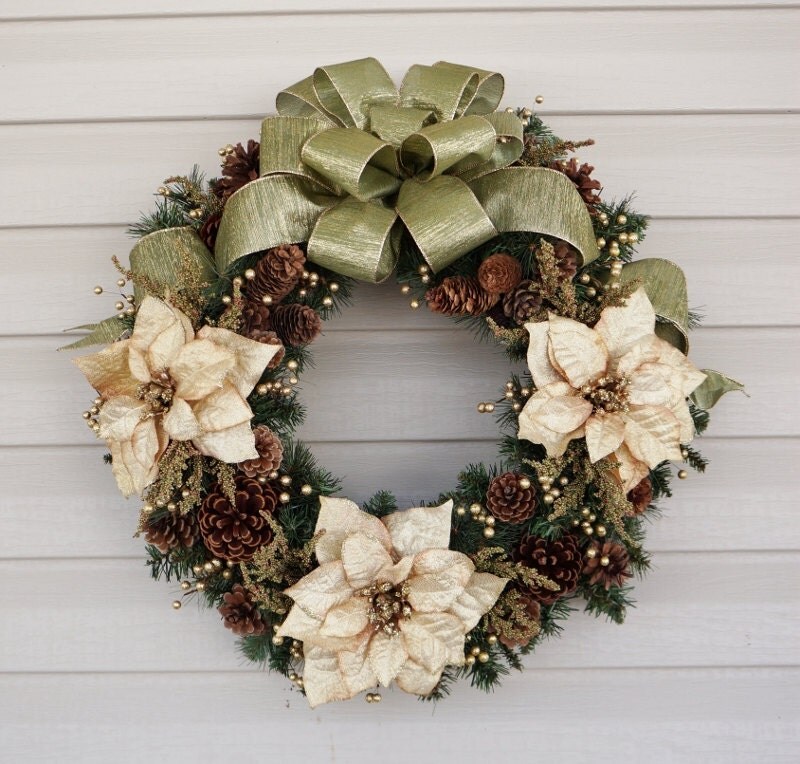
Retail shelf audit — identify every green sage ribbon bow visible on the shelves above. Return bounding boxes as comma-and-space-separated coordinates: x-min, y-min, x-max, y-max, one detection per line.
214, 58, 600, 281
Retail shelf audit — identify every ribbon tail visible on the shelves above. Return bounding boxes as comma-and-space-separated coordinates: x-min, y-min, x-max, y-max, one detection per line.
59, 316, 128, 351
691, 369, 747, 410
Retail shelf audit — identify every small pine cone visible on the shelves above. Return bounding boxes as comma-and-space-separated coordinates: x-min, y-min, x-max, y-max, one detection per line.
239, 425, 284, 478
218, 584, 268, 636
248, 328, 285, 368
552, 240, 579, 282
486, 472, 537, 524
199, 213, 221, 251
249, 244, 307, 303
477, 252, 523, 295
583, 541, 632, 590
550, 157, 602, 209
513, 534, 582, 605
143, 511, 199, 554
496, 586, 542, 649
198, 475, 278, 562
270, 304, 321, 346
242, 299, 271, 335
503, 280, 543, 325
626, 477, 653, 515
425, 275, 499, 317
216, 140, 260, 200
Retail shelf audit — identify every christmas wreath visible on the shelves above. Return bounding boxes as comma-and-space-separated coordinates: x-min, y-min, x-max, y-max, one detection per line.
66, 59, 742, 707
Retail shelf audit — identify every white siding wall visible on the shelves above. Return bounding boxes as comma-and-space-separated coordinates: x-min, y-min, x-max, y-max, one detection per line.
1, 3, 798, 762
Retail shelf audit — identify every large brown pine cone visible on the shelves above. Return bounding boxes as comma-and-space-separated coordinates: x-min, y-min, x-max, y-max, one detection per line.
218, 584, 268, 636
550, 157, 602, 209
486, 472, 537, 524
199, 213, 221, 251
583, 541, 632, 590
626, 477, 653, 515
216, 140, 260, 200
503, 280, 543, 325
198, 475, 278, 562
477, 252, 523, 295
143, 511, 199, 554
425, 275, 499, 317
249, 245, 307, 304
270, 304, 322, 346
552, 240, 579, 282
239, 425, 284, 478
242, 300, 271, 335
513, 534, 582, 605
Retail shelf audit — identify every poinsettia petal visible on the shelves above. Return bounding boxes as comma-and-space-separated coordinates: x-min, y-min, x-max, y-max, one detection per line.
161, 397, 202, 441
320, 597, 370, 639
341, 532, 394, 590
534, 394, 593, 434
169, 339, 235, 401
383, 500, 453, 557
671, 398, 696, 443
197, 326, 281, 397
284, 560, 353, 620
651, 335, 707, 397
192, 383, 253, 433
518, 384, 586, 457
110, 418, 161, 497
546, 314, 608, 388
337, 635, 378, 696
131, 296, 193, 373
383, 555, 415, 586
97, 396, 149, 441
400, 618, 448, 673
594, 288, 656, 360
525, 321, 562, 387
193, 421, 258, 462
614, 443, 650, 494
404, 612, 466, 668
315, 497, 393, 565
623, 405, 683, 468
626, 364, 673, 407
276, 603, 323, 642
368, 630, 408, 687
73, 340, 139, 398
394, 658, 442, 697
302, 645, 353, 708
448, 572, 508, 632
584, 412, 626, 463
406, 550, 473, 613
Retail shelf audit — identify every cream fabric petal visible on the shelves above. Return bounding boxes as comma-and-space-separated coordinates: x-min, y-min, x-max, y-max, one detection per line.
651, 336, 708, 397
613, 336, 662, 378
320, 598, 370, 639
110, 418, 160, 497
302, 645, 354, 708
394, 658, 442, 697
284, 560, 353, 620
546, 313, 608, 388
315, 497, 393, 565
127, 346, 152, 384
524, 321, 562, 388
614, 443, 651, 494
594, 288, 656, 360
169, 339, 235, 401
161, 397, 202, 441
626, 364, 674, 408
192, 421, 258, 462
407, 550, 473, 613
73, 340, 139, 398
518, 385, 586, 457
108, 439, 135, 498
404, 612, 466, 668
383, 555, 416, 586
383, 500, 453, 557
448, 571, 508, 632
368, 631, 408, 687
623, 405, 683, 468
340, 532, 395, 590
585, 413, 627, 463
671, 398, 696, 444
197, 326, 281, 397
534, 394, 593, 434
276, 603, 323, 641
338, 643, 379, 697
131, 297, 193, 373
192, 383, 253, 433
97, 396, 149, 441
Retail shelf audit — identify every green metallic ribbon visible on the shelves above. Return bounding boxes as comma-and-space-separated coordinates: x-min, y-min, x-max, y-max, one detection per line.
214, 58, 600, 281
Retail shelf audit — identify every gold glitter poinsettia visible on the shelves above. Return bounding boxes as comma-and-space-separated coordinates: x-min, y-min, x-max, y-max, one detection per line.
74, 296, 280, 497
519, 288, 706, 492
277, 497, 507, 707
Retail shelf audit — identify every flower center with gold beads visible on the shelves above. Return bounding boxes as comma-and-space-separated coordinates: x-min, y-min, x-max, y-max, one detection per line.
360, 580, 413, 636
136, 370, 175, 417
580, 373, 631, 415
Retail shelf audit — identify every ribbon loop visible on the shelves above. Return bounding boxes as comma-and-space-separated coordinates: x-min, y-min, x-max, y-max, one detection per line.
369, 105, 435, 147
260, 115, 338, 190
431, 61, 505, 116
400, 63, 480, 120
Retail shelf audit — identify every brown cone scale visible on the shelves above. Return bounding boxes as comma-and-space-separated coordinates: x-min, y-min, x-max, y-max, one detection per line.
486, 472, 537, 524
512, 534, 583, 605
218, 584, 268, 636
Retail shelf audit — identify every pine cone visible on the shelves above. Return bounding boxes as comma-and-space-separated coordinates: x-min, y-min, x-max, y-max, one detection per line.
248, 328, 285, 369
503, 280, 543, 325
552, 240, 579, 282
477, 252, 523, 295
270, 304, 321, 346
550, 157, 602, 209
249, 245, 307, 304
486, 472, 537, 524
199, 212, 221, 251
216, 140, 260, 200
513, 534, 582, 604
425, 276, 499, 317
626, 477, 653, 515
143, 511, 199, 553
218, 584, 268, 636
583, 541, 632, 590
198, 475, 278, 562
239, 425, 284, 478
496, 586, 542, 649
242, 299, 271, 335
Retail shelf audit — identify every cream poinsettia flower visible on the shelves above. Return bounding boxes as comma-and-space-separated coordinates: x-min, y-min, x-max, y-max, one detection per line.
74, 296, 280, 497
518, 288, 707, 492
277, 497, 508, 707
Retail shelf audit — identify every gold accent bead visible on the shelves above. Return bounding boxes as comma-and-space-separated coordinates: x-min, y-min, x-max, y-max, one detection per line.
203, 562, 214, 573
180, 581, 191, 590
618, 232, 629, 244
279, 475, 292, 486
115, 301, 124, 311
195, 582, 206, 592
298, 289, 307, 298
485, 402, 495, 413
465, 655, 476, 666
584, 526, 594, 536
244, 268, 256, 280
322, 296, 334, 307
629, 232, 639, 243
512, 402, 522, 412
579, 273, 591, 284
678, 469, 688, 480
600, 555, 610, 567
400, 284, 411, 294
301, 484, 313, 496
586, 287, 597, 298
222, 570, 232, 580
596, 237, 606, 249
269, 471, 279, 480
418, 265, 429, 275
478, 651, 490, 663
519, 477, 531, 490
543, 494, 555, 505
287, 360, 299, 371
586, 548, 598, 559
485, 516, 495, 527
477, 402, 486, 413
117, 278, 126, 287
616, 214, 628, 225
261, 295, 273, 305
212, 559, 222, 569
372, 693, 381, 703
272, 635, 284, 645
596, 525, 607, 537
256, 383, 268, 395
172, 600, 182, 610
521, 107, 532, 119
456, 505, 466, 516
483, 526, 495, 539
420, 274, 430, 284
469, 503, 482, 515
221, 295, 232, 305
409, 299, 420, 310
487, 634, 498, 645
93, 286, 103, 295
471, 646, 481, 656
329, 282, 339, 292
279, 492, 291, 503
534, 95, 544, 104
